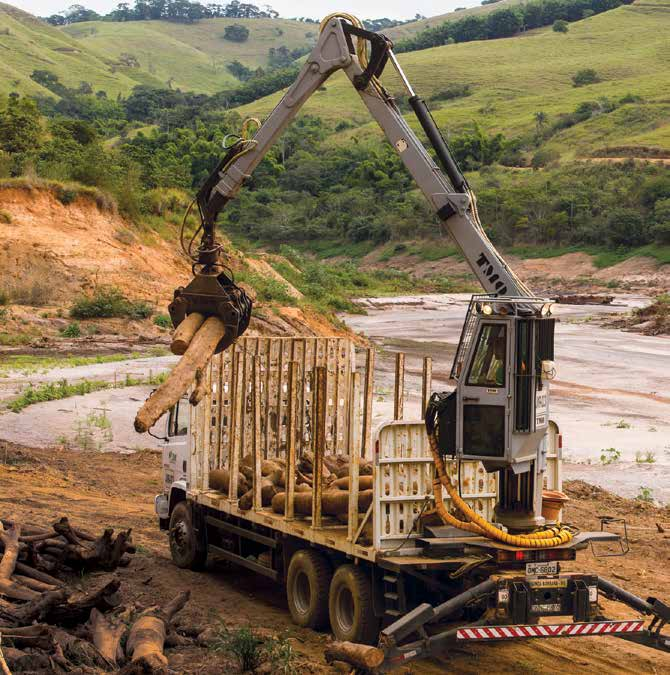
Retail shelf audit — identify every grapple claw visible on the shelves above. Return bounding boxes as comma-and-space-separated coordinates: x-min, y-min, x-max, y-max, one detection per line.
169, 267, 252, 354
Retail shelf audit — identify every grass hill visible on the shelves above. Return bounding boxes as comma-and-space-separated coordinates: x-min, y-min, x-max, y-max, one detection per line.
60, 17, 317, 94
0, 3, 139, 97
0, 4, 315, 96
385, 0, 525, 40
236, 2, 670, 160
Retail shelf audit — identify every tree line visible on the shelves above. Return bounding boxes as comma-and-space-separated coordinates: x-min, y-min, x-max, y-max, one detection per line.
395, 0, 632, 52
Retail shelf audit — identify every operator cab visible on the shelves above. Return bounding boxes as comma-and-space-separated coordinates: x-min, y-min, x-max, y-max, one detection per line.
435, 295, 556, 529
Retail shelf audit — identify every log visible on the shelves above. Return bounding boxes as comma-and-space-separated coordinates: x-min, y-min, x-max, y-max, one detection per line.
88, 607, 125, 666
170, 312, 205, 355
331, 476, 374, 491
322, 490, 373, 516
135, 317, 230, 433
1, 589, 69, 626
325, 641, 385, 671
238, 479, 279, 510
271, 491, 314, 516
124, 590, 189, 672
62, 528, 134, 571
48, 579, 121, 627
0, 520, 40, 601
208, 469, 247, 497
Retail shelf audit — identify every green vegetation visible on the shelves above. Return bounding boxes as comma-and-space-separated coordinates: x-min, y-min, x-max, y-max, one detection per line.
211, 624, 294, 673
60, 322, 82, 338
153, 313, 172, 328
636, 486, 654, 503
599, 447, 621, 465
635, 450, 656, 464
70, 286, 153, 319
0, 208, 10, 223
572, 68, 601, 87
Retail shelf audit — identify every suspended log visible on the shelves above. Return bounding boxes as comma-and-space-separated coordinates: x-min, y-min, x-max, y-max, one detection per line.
325, 641, 385, 671
189, 367, 208, 406
170, 312, 205, 355
135, 317, 231, 433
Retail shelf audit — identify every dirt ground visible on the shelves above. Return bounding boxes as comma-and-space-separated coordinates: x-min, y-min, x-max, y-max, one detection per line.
1, 440, 669, 674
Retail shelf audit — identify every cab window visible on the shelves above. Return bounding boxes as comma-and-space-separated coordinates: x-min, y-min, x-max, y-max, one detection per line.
467, 323, 506, 388
167, 399, 188, 437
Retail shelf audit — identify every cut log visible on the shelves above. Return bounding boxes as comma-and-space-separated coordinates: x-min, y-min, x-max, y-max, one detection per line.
331, 476, 374, 491
88, 607, 126, 666
62, 528, 134, 572
0, 520, 40, 602
324, 641, 385, 671
1, 589, 69, 626
270, 491, 313, 516
48, 579, 121, 627
135, 316, 230, 433
208, 469, 247, 497
170, 312, 205, 355
124, 590, 189, 673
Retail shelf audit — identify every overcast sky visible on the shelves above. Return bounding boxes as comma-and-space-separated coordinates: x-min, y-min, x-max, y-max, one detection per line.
10, 0, 476, 20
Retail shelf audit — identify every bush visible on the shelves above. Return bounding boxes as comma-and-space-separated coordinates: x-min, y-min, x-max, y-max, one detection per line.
552, 19, 569, 33
429, 83, 472, 102
60, 321, 81, 337
70, 286, 153, 319
223, 24, 250, 42
212, 625, 294, 673
153, 313, 171, 328
531, 148, 560, 169
0, 209, 11, 224
572, 68, 601, 87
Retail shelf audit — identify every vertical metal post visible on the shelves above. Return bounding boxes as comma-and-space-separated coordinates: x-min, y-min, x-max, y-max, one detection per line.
228, 352, 244, 503
312, 366, 327, 528
285, 361, 298, 521
394, 352, 405, 421
361, 348, 374, 462
347, 371, 362, 542
252, 356, 262, 511
421, 356, 432, 420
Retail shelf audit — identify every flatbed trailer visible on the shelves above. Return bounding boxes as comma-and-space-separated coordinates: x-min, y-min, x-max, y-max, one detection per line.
155, 336, 670, 667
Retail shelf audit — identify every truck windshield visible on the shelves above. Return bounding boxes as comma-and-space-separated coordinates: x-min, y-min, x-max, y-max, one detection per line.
467, 323, 506, 387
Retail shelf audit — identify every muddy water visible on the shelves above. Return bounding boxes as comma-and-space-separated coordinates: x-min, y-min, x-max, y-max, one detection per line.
344, 293, 670, 504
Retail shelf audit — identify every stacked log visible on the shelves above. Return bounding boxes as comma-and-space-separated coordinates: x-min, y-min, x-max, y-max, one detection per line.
0, 515, 190, 673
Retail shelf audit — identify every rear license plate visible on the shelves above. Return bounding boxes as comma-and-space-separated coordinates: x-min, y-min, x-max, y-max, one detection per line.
526, 561, 558, 576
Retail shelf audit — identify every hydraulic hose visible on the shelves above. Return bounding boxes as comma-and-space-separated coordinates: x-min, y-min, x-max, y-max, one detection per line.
424, 399, 573, 548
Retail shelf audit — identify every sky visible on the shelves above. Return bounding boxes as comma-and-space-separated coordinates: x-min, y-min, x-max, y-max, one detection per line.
9, 0, 476, 20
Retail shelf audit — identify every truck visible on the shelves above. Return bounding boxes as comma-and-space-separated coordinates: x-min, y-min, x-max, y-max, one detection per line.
151, 13, 670, 668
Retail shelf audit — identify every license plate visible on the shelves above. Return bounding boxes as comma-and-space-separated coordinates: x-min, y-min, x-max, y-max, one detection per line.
531, 603, 562, 613
526, 561, 558, 576
528, 578, 567, 589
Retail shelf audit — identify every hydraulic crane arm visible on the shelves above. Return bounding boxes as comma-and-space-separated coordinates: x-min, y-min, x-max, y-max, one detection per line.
170, 16, 530, 334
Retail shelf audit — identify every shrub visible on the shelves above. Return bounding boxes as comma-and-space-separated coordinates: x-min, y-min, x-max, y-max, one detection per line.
70, 286, 153, 319
212, 625, 294, 673
114, 228, 136, 245
429, 83, 472, 102
153, 313, 171, 328
60, 321, 81, 337
223, 24, 250, 42
572, 68, 601, 87
55, 185, 78, 205
552, 19, 569, 33
0, 209, 11, 224
531, 148, 559, 169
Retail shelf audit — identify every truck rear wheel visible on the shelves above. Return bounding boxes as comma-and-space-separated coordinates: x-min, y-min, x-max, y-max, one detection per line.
169, 501, 207, 570
286, 550, 332, 630
329, 564, 380, 645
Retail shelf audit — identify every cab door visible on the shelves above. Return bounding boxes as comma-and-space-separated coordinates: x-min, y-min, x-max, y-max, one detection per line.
457, 319, 510, 461
163, 398, 190, 490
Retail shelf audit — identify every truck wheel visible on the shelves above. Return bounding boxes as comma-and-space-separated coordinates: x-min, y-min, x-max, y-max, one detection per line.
329, 564, 380, 645
286, 550, 332, 630
169, 501, 207, 570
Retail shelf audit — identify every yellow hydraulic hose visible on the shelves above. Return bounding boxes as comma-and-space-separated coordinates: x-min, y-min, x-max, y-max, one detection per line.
427, 431, 573, 548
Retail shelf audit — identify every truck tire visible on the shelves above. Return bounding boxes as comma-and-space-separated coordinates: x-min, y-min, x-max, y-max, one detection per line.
286, 549, 332, 630
169, 501, 207, 570
329, 564, 380, 645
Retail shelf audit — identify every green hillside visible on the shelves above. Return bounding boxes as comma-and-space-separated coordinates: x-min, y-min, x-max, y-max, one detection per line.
236, 3, 670, 159
0, 2, 139, 97
60, 17, 316, 94
385, 0, 525, 40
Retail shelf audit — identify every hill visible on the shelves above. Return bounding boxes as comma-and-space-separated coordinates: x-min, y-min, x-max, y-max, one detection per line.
0, 4, 315, 96
0, 2, 139, 97
236, 3, 670, 160
60, 17, 317, 94
384, 0, 525, 40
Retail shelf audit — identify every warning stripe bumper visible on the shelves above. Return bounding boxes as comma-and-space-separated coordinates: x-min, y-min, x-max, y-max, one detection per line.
456, 620, 645, 641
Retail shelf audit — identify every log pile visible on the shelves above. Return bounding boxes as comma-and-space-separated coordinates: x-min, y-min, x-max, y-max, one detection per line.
207, 450, 375, 519
0, 515, 190, 673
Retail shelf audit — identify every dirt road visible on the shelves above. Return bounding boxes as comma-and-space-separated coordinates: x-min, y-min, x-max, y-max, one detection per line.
1, 440, 668, 674
345, 293, 670, 504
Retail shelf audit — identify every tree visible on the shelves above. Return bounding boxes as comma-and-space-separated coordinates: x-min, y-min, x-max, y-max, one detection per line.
223, 23, 250, 42
0, 96, 42, 157
552, 19, 569, 32
534, 111, 548, 135
606, 208, 648, 248
64, 4, 100, 22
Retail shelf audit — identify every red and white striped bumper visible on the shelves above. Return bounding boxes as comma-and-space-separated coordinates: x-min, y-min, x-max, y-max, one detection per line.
457, 620, 645, 641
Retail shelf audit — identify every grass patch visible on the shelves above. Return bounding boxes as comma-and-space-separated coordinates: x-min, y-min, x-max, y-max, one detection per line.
70, 286, 153, 319
0, 332, 32, 346
153, 313, 172, 328
0, 176, 116, 212
211, 624, 294, 673
235, 269, 297, 305
6, 370, 168, 412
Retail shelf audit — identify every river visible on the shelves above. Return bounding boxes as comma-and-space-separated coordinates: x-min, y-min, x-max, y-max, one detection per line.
343, 293, 670, 504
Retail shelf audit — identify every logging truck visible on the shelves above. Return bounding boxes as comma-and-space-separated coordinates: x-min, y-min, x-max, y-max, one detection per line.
141, 14, 670, 669
153, 335, 669, 668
